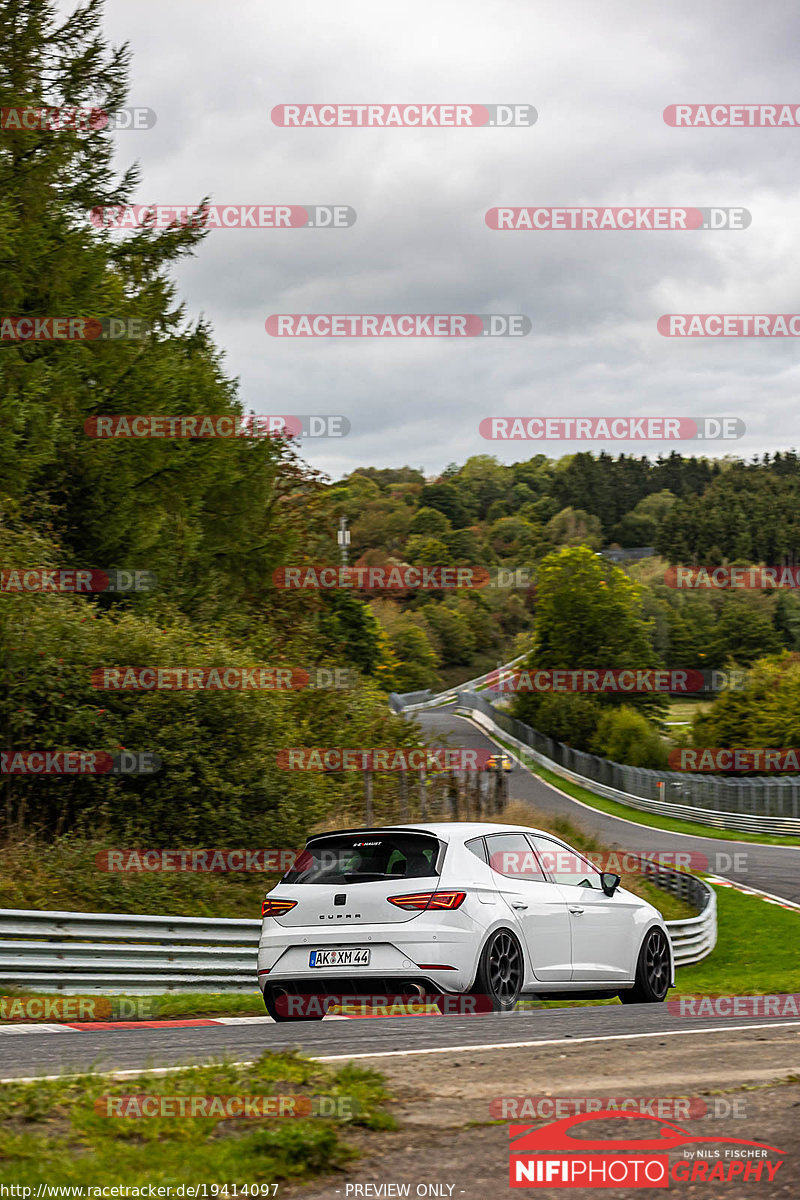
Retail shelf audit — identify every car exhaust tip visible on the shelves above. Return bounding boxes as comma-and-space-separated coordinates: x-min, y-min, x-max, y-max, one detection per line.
398, 981, 426, 998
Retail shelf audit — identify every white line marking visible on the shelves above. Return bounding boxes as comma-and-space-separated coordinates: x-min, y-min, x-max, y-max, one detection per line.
2, 1020, 799, 1082
311, 1020, 800, 1061
0, 1062, 257, 1083
213, 1014, 349, 1024
0, 1024, 76, 1035
213, 1017, 274, 1025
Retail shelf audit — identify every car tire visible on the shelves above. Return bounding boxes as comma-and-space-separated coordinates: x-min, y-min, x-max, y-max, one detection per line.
468, 928, 524, 1012
262, 985, 325, 1022
619, 927, 671, 1004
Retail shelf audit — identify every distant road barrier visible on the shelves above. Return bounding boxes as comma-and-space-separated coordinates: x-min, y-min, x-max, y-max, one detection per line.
388, 655, 528, 714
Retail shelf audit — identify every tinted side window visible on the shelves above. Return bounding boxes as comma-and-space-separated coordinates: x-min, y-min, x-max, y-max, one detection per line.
527, 835, 602, 890
465, 836, 488, 864
486, 833, 546, 881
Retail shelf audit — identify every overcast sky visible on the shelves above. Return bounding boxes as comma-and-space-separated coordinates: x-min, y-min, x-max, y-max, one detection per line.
96, 0, 800, 480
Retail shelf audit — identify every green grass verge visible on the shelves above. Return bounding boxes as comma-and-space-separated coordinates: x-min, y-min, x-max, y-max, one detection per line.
488, 732, 800, 846
671, 884, 800, 995
0, 1051, 394, 1187
133, 992, 267, 1019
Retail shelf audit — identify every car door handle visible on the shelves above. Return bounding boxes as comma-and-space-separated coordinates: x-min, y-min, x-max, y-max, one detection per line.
568, 906, 585, 914
511, 901, 528, 910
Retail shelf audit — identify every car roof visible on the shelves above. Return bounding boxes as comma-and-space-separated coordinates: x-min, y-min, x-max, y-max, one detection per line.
307, 822, 555, 843
396, 822, 552, 839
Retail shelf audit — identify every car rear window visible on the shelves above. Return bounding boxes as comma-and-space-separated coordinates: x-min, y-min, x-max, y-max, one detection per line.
282, 832, 442, 885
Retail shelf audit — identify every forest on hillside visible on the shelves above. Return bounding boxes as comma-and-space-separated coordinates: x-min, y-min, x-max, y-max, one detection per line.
329, 453, 800, 705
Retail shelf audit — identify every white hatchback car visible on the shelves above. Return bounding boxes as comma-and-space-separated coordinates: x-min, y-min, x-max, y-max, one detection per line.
257, 822, 674, 1020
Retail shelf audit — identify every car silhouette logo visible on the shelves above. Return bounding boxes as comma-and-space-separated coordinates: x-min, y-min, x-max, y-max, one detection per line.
510, 1110, 784, 1155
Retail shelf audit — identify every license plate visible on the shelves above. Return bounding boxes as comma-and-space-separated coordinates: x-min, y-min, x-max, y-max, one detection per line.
309, 948, 371, 968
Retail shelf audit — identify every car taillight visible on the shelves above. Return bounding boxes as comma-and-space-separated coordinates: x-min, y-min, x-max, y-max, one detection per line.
262, 898, 297, 917
388, 890, 466, 911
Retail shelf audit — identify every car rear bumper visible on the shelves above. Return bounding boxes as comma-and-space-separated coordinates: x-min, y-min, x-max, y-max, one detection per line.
258, 920, 478, 992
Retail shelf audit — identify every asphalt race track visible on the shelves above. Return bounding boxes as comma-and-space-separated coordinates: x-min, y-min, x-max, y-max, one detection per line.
416, 705, 800, 903
2, 1004, 800, 1081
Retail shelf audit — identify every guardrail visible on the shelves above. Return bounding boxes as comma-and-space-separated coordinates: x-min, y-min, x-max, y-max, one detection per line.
389, 655, 528, 714
0, 864, 715, 994
636, 862, 717, 968
0, 909, 261, 994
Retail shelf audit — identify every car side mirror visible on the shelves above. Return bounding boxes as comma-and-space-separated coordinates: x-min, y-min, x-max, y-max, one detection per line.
601, 872, 621, 896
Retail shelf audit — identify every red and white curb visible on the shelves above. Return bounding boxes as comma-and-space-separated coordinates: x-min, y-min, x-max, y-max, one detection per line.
705, 875, 800, 912
0, 1014, 355, 1035
0, 1008, 451, 1034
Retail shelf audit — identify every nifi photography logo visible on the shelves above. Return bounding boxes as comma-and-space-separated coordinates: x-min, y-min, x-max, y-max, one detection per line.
508, 1111, 785, 1188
